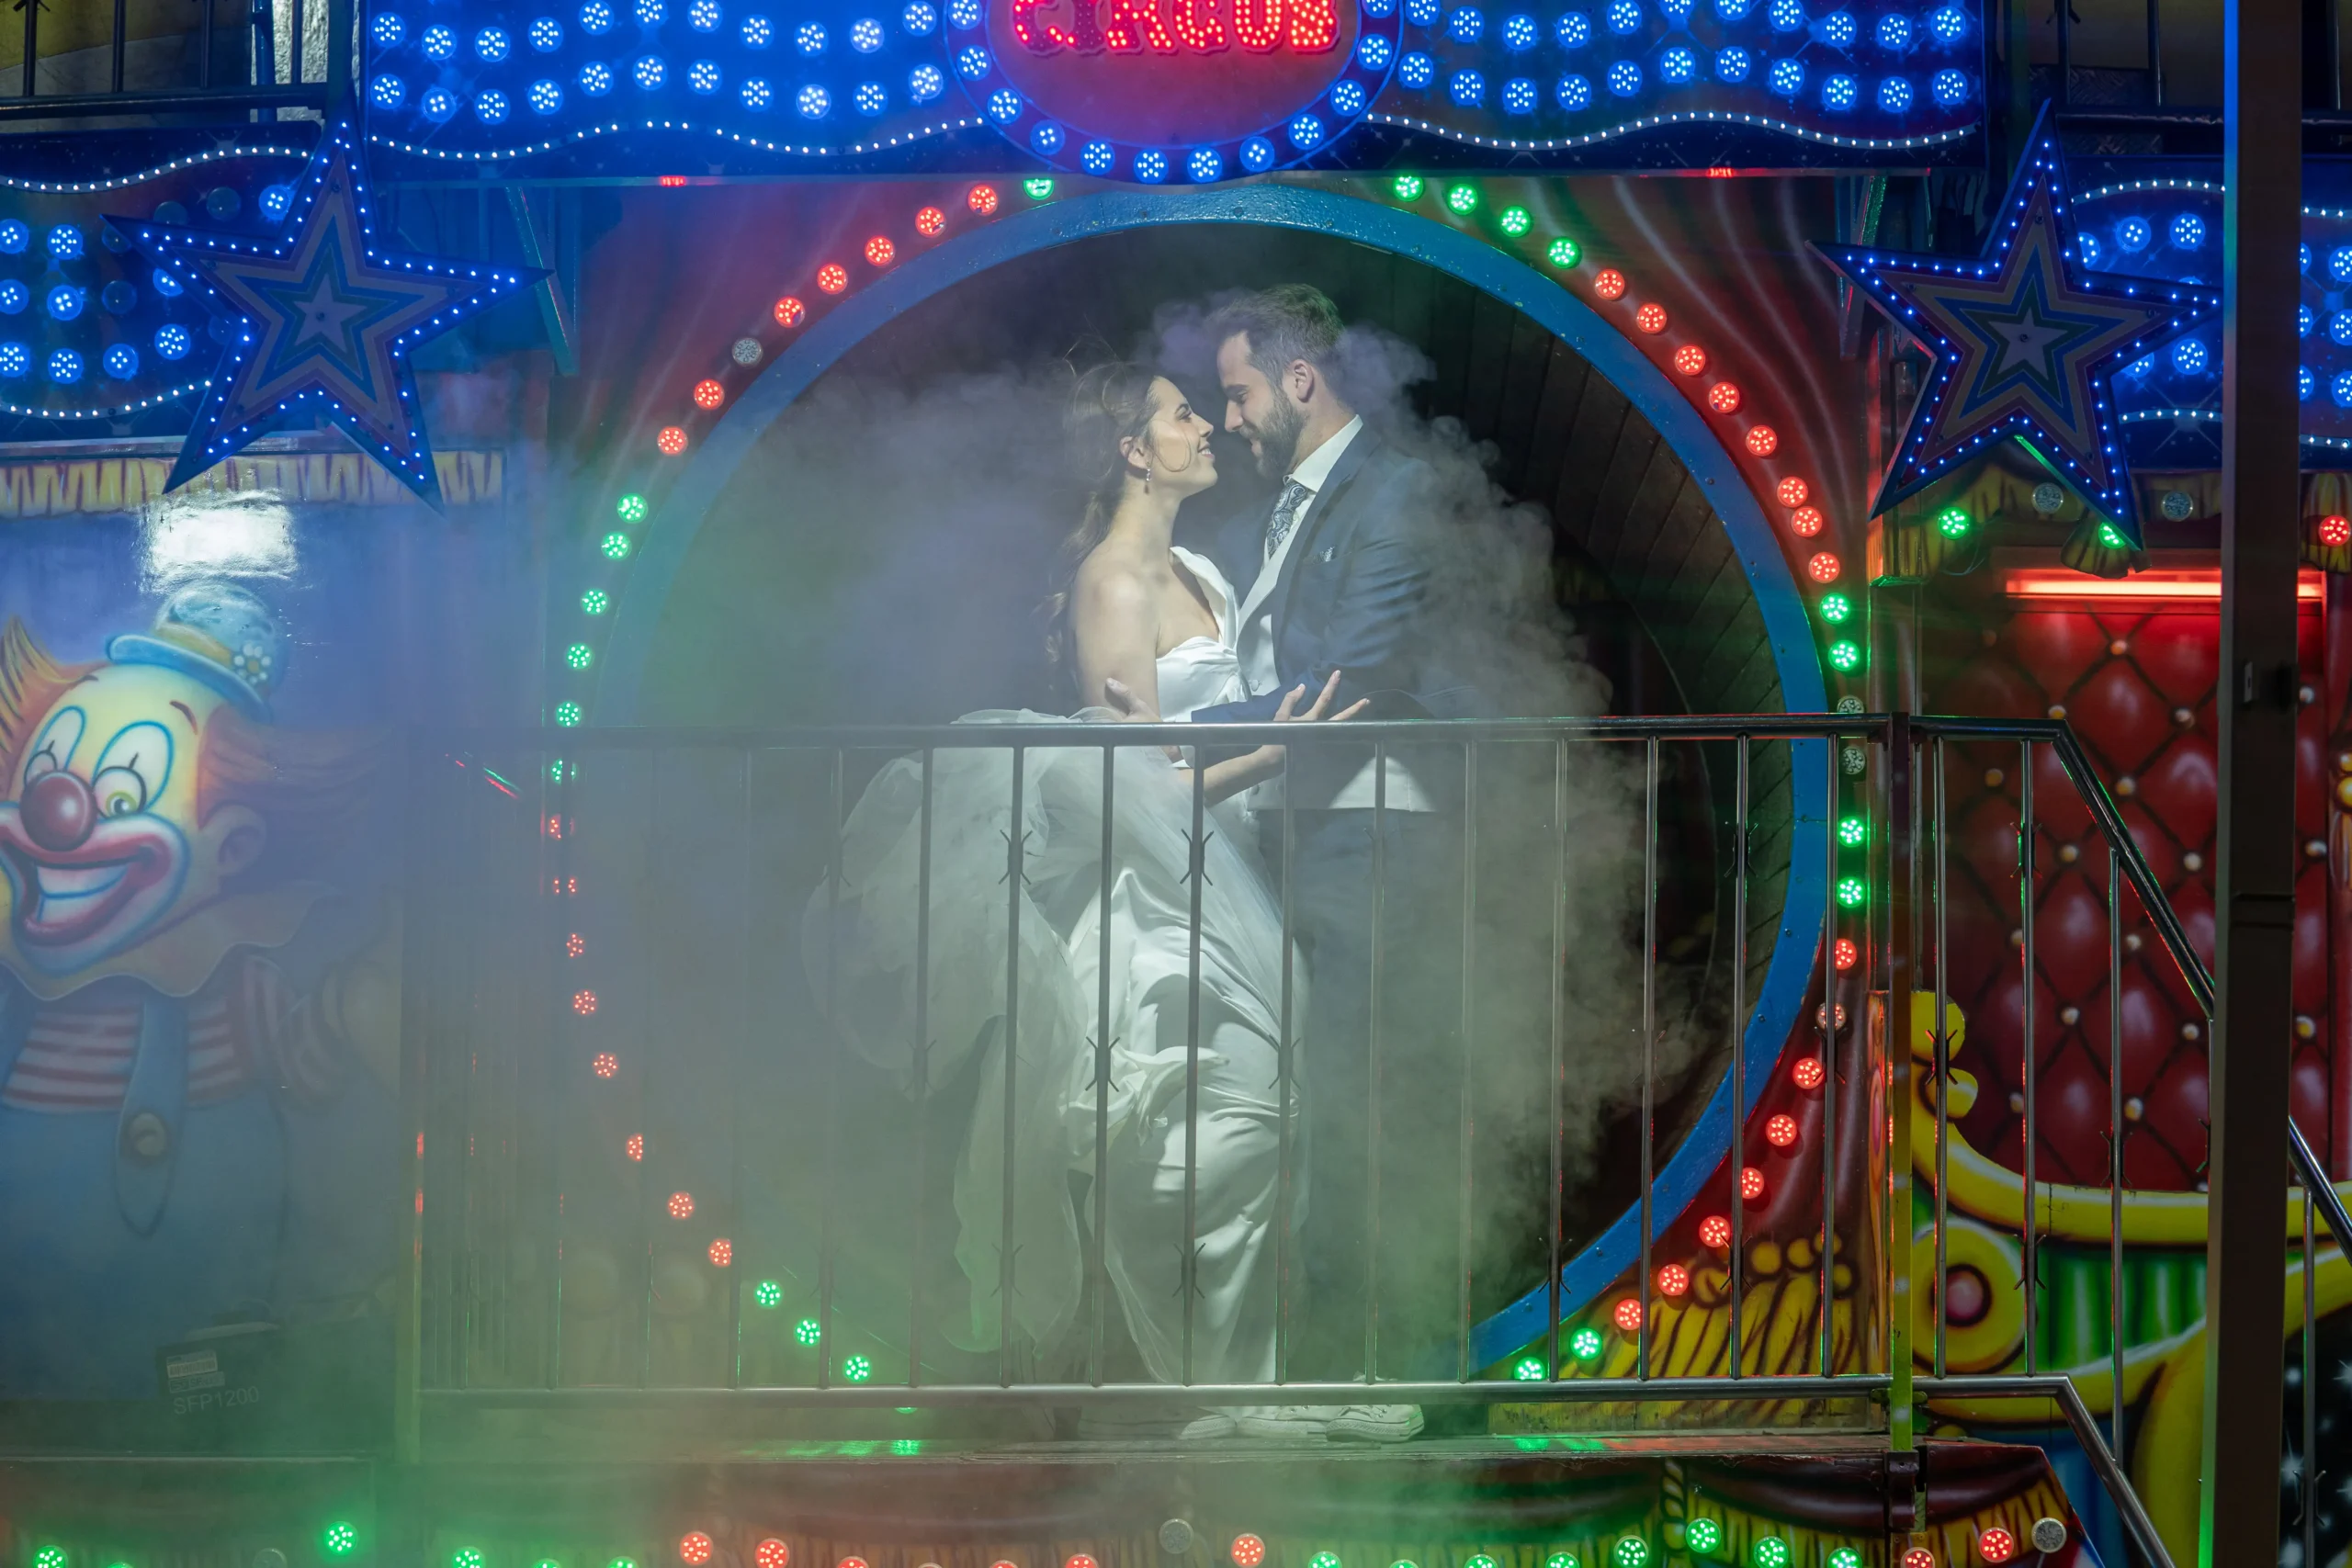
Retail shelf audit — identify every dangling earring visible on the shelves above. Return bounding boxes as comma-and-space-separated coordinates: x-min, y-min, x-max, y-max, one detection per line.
1141, 461, 1152, 493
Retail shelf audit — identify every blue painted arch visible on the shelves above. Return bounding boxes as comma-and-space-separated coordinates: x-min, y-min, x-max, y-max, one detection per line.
595, 180, 1831, 1371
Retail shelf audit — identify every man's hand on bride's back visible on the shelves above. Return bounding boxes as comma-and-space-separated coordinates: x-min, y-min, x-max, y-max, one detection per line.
1101, 676, 1162, 723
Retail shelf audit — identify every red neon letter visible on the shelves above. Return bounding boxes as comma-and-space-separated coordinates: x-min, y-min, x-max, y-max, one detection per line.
1100, 0, 1176, 51
1287, 0, 1335, 48
1230, 0, 1280, 51
1170, 0, 1228, 50
1011, 0, 1076, 51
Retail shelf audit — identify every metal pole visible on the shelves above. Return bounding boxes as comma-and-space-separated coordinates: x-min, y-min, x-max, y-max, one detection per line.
2020, 743, 2039, 1376
1639, 738, 1659, 1378
2204, 0, 2301, 1544
1546, 740, 1568, 1377
1887, 711, 1915, 1450
1275, 780, 1297, 1382
1933, 737, 1951, 1381
999, 746, 1025, 1389
2304, 1182, 2320, 1568
1089, 748, 1113, 1385
1182, 754, 1207, 1384
1820, 736, 1838, 1380
2108, 844, 2127, 1460
1458, 741, 1479, 1383
1729, 737, 1749, 1378
1366, 741, 1387, 1382
910, 751, 934, 1386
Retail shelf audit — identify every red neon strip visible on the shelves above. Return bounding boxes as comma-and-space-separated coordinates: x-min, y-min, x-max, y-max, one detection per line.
2003, 570, 2325, 601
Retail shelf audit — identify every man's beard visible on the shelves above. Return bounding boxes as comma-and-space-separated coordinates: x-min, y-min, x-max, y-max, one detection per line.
1248, 397, 1306, 479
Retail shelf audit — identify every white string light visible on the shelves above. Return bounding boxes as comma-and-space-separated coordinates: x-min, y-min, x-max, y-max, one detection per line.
1364, 106, 1977, 152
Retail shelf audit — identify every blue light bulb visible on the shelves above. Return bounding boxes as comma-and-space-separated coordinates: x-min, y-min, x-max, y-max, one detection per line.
1658, 44, 1694, 80
1818, 9, 1855, 44
1929, 65, 1967, 102
579, 60, 615, 92
1081, 140, 1115, 174
798, 20, 828, 51
986, 85, 1019, 118
1607, 56, 1642, 92
2327, 310, 2352, 346
741, 75, 772, 107
1447, 67, 1484, 103
153, 323, 191, 359
741, 13, 772, 44
948, 0, 981, 25
370, 11, 406, 45
1502, 73, 1538, 109
2331, 368, 2352, 408
902, 1, 938, 31
1503, 11, 1539, 46
0, 220, 26, 254
2079, 231, 2104, 267
1875, 73, 1911, 109
1874, 12, 1908, 47
0, 343, 24, 378
955, 42, 990, 74
0, 281, 23, 315
851, 16, 884, 48
689, 0, 722, 27
1397, 50, 1434, 85
689, 59, 721, 92
152, 266, 182, 297
1332, 78, 1366, 111
1555, 70, 1592, 106
530, 16, 565, 49
633, 51, 665, 86
2169, 212, 2204, 249
369, 72, 406, 107
421, 23, 455, 58
1768, 0, 1804, 28
422, 85, 458, 118
797, 82, 829, 114
1555, 10, 1591, 44
1822, 70, 1856, 107
1713, 43, 1749, 78
1927, 3, 1964, 37
1607, 0, 1640, 31
45, 284, 83, 321
635, 0, 664, 22
1134, 149, 1168, 182
2116, 216, 2151, 252
1447, 6, 1485, 39
474, 87, 509, 121
1290, 110, 1326, 144
1189, 146, 1223, 182
1357, 33, 1394, 65
2301, 364, 2316, 400
579, 0, 613, 29
2170, 337, 2208, 375
1029, 119, 1062, 151
475, 26, 510, 61
46, 347, 81, 385
1404, 0, 1441, 23
2328, 245, 2352, 283
46, 223, 80, 260
103, 343, 138, 380
530, 77, 565, 111
2300, 302, 2315, 337
1241, 135, 1275, 170
908, 62, 943, 96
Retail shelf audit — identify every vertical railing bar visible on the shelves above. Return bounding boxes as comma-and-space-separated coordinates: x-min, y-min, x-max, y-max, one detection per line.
998, 743, 1025, 1389
1638, 736, 1658, 1380
727, 750, 750, 1389
2108, 840, 2126, 1459
1182, 749, 1207, 1385
199, 0, 214, 90
1458, 739, 1479, 1383
1819, 734, 1837, 1380
2144, 0, 2162, 104
1934, 736, 1951, 1380
2019, 740, 2038, 1376
818, 750, 843, 1392
293, 0, 306, 85
1274, 773, 1298, 1385
1089, 745, 1114, 1386
2305, 1180, 2320, 1568
546, 745, 575, 1387
1366, 739, 1388, 1382
2055, 0, 2069, 106
1729, 736, 1749, 1379
1545, 739, 1568, 1385
910, 749, 934, 1387
1887, 713, 1917, 1450
19, 0, 35, 100
111, 0, 126, 92
637, 750, 666, 1389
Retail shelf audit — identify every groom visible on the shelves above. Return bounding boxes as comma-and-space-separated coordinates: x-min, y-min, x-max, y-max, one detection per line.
1191, 285, 1472, 1440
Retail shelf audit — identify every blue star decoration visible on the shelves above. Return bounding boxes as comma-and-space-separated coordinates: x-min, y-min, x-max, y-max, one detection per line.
110, 106, 540, 509
1813, 106, 2218, 547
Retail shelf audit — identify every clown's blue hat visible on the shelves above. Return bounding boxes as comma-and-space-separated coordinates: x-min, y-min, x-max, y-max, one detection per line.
107, 581, 282, 719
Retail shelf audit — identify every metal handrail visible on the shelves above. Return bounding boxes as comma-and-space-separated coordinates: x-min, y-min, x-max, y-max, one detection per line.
1919, 1376, 2176, 1568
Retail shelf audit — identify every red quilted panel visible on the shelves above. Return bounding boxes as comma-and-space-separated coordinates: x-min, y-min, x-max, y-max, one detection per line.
1930, 596, 2332, 1188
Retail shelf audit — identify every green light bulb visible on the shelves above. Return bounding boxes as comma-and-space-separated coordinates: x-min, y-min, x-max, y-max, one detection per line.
1547, 236, 1581, 268
554, 702, 583, 728
1568, 1325, 1604, 1360
454, 1551, 486, 1568
616, 493, 648, 524
1498, 206, 1531, 237
754, 1280, 782, 1308
1827, 638, 1861, 671
1935, 505, 1971, 538
1309, 1553, 1342, 1568
795, 1316, 822, 1346
537, 1559, 563, 1568
1393, 173, 1425, 200
842, 1353, 873, 1381
34, 1548, 67, 1568
2098, 521, 2126, 548
1684, 1517, 1724, 1557
1544, 1556, 1580, 1568
1837, 815, 1866, 847
1747, 1540, 1790, 1568
1445, 183, 1478, 214
1391, 1561, 1419, 1568
1817, 591, 1851, 624
1609, 1540, 1649, 1568
323, 1524, 359, 1557
601, 531, 631, 559
892, 1438, 921, 1454
1023, 177, 1055, 199
1825, 1551, 1863, 1568
1512, 1356, 1545, 1380
548, 759, 571, 783
1463, 1555, 1495, 1568
1836, 874, 1866, 908
566, 643, 594, 671
582, 589, 609, 615
610, 1558, 639, 1568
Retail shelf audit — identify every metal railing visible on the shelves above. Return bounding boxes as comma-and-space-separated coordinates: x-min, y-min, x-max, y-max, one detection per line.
398, 711, 2320, 1564
3, 0, 349, 121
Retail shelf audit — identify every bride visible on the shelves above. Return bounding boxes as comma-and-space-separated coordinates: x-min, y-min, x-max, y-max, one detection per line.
808, 362, 1356, 1437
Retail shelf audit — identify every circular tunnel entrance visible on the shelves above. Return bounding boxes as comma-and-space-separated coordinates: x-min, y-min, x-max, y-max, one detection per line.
595, 187, 1825, 1379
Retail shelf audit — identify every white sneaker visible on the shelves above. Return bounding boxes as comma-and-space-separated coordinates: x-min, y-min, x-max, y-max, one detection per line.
1176, 1408, 1239, 1440
1231, 1404, 1334, 1441
1327, 1404, 1424, 1443
1077, 1404, 1237, 1441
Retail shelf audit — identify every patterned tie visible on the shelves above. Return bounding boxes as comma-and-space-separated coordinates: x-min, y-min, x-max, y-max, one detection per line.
1264, 479, 1311, 559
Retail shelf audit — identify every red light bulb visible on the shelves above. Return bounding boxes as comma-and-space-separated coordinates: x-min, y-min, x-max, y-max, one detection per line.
1902, 1551, 1937, 1568
1792, 505, 1826, 537
708, 1237, 733, 1267
1655, 1263, 1690, 1297
657, 426, 688, 456
1792, 1055, 1825, 1090
1230, 1539, 1266, 1568
592, 1052, 619, 1078
774, 296, 808, 327
1611, 1295, 1644, 1332
757, 1542, 791, 1568
693, 378, 724, 410
2323, 514, 2350, 547
668, 1190, 695, 1219
565, 932, 585, 957
571, 989, 597, 1016
1777, 476, 1809, 507
865, 235, 896, 267
1977, 1528, 2016, 1564
915, 205, 945, 237
1834, 936, 1858, 971
1066, 1557, 1098, 1568
1698, 1214, 1731, 1247
1672, 344, 1708, 376
967, 183, 1000, 215
1764, 1113, 1800, 1149
626, 1134, 643, 1160
1706, 381, 1742, 413
1807, 552, 1842, 583
1739, 1166, 1766, 1201
1593, 268, 1626, 300
1634, 302, 1668, 333
1745, 424, 1779, 456
680, 1535, 715, 1566
817, 263, 848, 294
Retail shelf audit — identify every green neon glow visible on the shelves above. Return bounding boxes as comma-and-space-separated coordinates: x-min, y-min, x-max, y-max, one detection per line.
1609, 1540, 1649, 1568
1935, 505, 1972, 538
1445, 183, 1478, 215
1498, 206, 1531, 237
2098, 521, 2127, 548
1747, 1540, 1790, 1568
1512, 1356, 1545, 1380
1546, 236, 1581, 268
1827, 639, 1861, 671
323, 1523, 359, 1556
1837, 815, 1866, 847
1836, 875, 1867, 908
554, 702, 583, 727
582, 589, 609, 615
796, 1317, 821, 1346
1568, 1325, 1604, 1360
1393, 174, 1424, 200
454, 1551, 486, 1568
1825, 1551, 1863, 1568
616, 493, 648, 524
1817, 591, 1851, 624
1684, 1518, 1723, 1556
842, 1353, 873, 1381
566, 643, 594, 670
754, 1280, 782, 1307
892, 1438, 922, 1454
601, 531, 631, 559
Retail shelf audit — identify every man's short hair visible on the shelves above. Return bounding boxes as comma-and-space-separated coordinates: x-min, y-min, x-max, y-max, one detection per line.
1209, 284, 1345, 394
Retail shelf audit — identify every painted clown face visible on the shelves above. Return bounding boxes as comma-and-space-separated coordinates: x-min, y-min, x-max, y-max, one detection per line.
0, 662, 264, 976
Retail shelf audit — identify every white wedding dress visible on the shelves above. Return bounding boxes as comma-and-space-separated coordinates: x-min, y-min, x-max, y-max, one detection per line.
809, 547, 1302, 1385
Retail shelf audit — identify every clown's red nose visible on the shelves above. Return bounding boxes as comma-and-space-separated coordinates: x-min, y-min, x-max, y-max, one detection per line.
20, 771, 95, 853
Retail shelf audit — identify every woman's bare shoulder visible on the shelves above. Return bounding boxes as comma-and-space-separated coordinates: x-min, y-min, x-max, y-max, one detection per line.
1071, 543, 1159, 615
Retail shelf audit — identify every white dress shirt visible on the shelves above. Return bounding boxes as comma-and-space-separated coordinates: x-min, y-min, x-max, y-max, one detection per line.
1236, 416, 1427, 813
